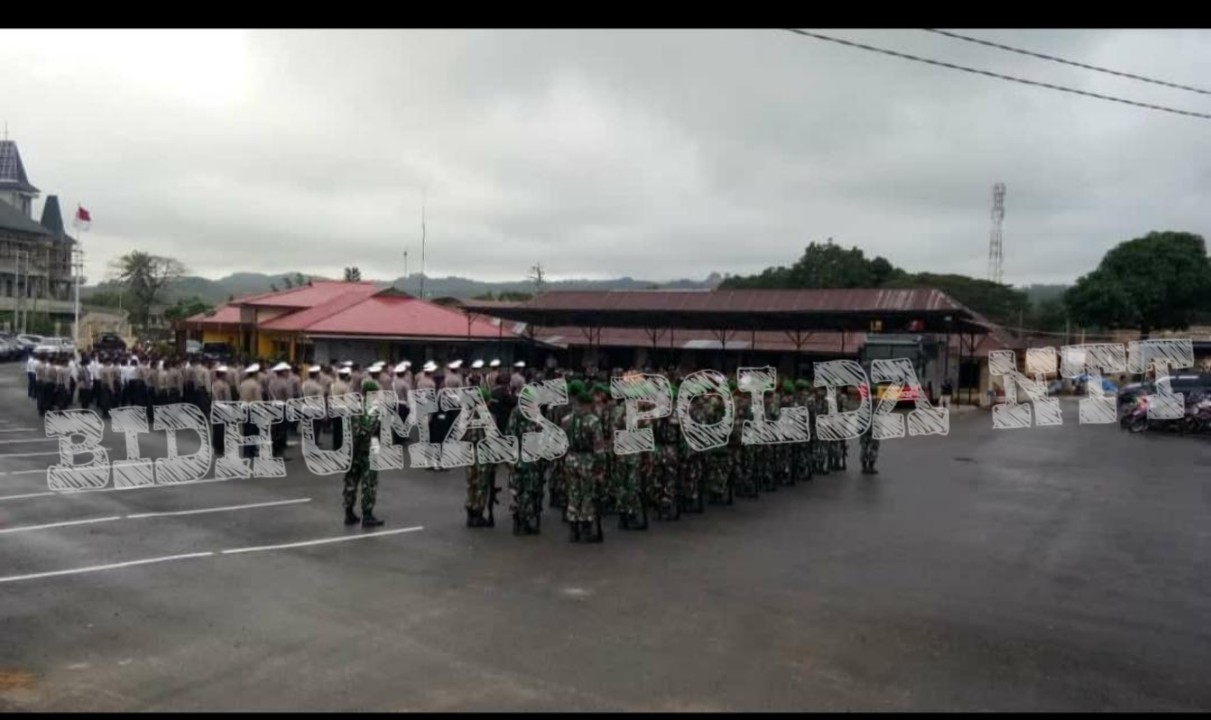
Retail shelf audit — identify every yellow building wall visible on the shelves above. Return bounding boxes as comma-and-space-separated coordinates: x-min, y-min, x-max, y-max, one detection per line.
201, 329, 241, 346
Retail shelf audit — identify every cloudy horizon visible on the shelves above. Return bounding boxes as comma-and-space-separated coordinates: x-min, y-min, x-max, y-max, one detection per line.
3, 29, 1209, 288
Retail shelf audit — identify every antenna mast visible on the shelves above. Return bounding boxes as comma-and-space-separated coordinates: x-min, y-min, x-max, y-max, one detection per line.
987, 182, 1006, 284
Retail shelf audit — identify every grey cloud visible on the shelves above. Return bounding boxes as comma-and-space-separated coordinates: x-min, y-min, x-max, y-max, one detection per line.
2, 29, 1209, 289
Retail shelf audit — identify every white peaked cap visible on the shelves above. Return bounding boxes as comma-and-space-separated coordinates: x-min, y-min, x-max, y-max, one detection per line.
245, 363, 261, 373
368, 362, 383, 373
489, 359, 500, 368
423, 361, 437, 372
448, 359, 463, 369
394, 362, 410, 373
341, 360, 353, 367
308, 365, 321, 373
272, 362, 291, 372
216, 365, 229, 373
338, 366, 351, 375
471, 359, 484, 369
514, 361, 526, 368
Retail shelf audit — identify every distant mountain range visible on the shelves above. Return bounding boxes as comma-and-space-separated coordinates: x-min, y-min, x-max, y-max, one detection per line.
81, 272, 727, 306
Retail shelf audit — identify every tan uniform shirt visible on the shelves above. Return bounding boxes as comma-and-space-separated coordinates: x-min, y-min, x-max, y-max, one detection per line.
330, 379, 350, 396
211, 378, 232, 403
416, 374, 436, 391
302, 378, 324, 397
444, 371, 464, 389
268, 375, 295, 402
239, 377, 262, 402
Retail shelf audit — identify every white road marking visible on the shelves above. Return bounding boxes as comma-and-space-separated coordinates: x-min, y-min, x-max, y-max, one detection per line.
0, 552, 214, 584
125, 498, 311, 519
0, 438, 56, 444
0, 491, 57, 501
5, 469, 48, 476
0, 450, 87, 459
0, 516, 123, 534
221, 526, 424, 555
0, 499, 313, 530
0, 428, 40, 433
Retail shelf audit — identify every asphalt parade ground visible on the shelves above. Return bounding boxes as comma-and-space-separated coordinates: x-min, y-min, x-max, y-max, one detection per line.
0, 363, 1208, 711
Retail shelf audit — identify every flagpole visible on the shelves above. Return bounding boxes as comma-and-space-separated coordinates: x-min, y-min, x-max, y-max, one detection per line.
72, 204, 84, 349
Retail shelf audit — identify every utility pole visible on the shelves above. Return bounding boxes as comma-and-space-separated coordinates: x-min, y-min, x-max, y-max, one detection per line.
987, 182, 1006, 285
72, 246, 84, 347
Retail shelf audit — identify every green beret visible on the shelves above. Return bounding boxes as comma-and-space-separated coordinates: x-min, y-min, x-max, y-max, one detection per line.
567, 379, 586, 397
591, 383, 609, 396
782, 380, 795, 395
480, 385, 491, 402
795, 379, 812, 390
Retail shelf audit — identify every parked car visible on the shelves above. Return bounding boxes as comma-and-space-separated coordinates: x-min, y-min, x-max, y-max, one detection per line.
93, 333, 128, 353
16, 334, 43, 355
0, 334, 17, 361
200, 341, 233, 363
186, 340, 202, 356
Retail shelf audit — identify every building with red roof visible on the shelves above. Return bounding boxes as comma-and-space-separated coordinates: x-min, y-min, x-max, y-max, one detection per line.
180, 281, 530, 365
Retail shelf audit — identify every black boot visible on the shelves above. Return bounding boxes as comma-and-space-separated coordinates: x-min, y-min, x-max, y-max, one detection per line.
362, 514, 384, 527
618, 512, 630, 530
570, 520, 582, 542
466, 508, 486, 528
344, 508, 360, 525
588, 517, 604, 543
512, 513, 523, 535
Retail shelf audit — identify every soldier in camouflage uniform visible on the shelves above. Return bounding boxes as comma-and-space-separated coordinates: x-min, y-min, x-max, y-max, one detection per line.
679, 395, 707, 514
827, 388, 849, 471
561, 382, 607, 542
860, 416, 880, 474
811, 387, 830, 475
544, 394, 569, 511
732, 391, 758, 498
793, 380, 815, 484
774, 382, 797, 487
649, 390, 682, 520
705, 392, 733, 505
343, 381, 384, 527
758, 391, 780, 492
464, 388, 500, 528
592, 384, 617, 516
505, 386, 545, 534
610, 388, 648, 530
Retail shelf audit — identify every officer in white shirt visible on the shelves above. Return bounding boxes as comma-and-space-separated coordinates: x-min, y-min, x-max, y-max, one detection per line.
25, 353, 38, 400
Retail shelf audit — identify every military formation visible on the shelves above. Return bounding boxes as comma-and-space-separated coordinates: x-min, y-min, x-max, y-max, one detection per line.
23, 346, 884, 544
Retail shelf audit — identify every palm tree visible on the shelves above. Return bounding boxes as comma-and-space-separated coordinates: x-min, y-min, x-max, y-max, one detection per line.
108, 251, 186, 336
344, 267, 362, 282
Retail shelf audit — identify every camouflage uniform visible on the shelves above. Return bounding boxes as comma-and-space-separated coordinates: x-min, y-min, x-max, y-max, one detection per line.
342, 411, 380, 516
810, 393, 830, 475
561, 407, 606, 538
827, 391, 849, 471
650, 413, 681, 519
596, 400, 617, 515
860, 422, 880, 474
679, 400, 707, 513
608, 403, 646, 527
793, 389, 814, 483
505, 406, 545, 534
732, 398, 758, 498
464, 424, 499, 526
758, 397, 780, 492
705, 397, 732, 504
545, 402, 570, 510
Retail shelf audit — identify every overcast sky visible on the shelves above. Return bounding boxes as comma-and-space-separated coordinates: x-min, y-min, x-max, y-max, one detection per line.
2, 29, 1208, 287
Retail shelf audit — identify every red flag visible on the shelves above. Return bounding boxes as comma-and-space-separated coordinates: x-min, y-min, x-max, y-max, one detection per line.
74, 205, 91, 231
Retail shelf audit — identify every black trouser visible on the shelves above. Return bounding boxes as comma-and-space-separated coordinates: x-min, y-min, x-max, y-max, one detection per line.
271, 421, 287, 457
96, 385, 111, 417
331, 416, 343, 452
56, 384, 71, 411
393, 406, 410, 446
211, 422, 225, 457
37, 381, 51, 415
26, 372, 35, 399
242, 421, 259, 459
79, 385, 93, 410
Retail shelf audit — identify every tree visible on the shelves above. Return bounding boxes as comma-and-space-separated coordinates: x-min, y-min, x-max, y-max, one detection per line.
720, 240, 901, 290
1065, 231, 1211, 338
164, 296, 212, 323
882, 273, 1031, 328
528, 263, 546, 294
344, 267, 362, 282
108, 251, 186, 336
281, 275, 293, 289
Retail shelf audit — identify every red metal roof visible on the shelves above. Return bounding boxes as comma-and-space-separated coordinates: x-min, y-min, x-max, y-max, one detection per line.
532, 326, 868, 354
479, 288, 969, 315
302, 293, 518, 339
237, 280, 381, 308
258, 285, 384, 331
185, 304, 243, 325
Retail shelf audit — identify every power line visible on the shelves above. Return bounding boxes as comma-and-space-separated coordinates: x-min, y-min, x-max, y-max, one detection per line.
922, 28, 1211, 97
781, 29, 1211, 121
